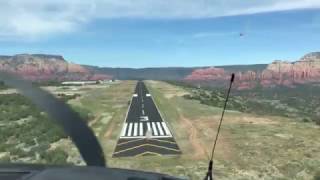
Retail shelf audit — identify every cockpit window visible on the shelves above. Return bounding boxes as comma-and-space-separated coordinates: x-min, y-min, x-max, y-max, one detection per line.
0, 1, 320, 179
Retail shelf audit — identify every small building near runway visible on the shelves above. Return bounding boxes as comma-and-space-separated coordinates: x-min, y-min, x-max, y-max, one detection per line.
61, 81, 98, 86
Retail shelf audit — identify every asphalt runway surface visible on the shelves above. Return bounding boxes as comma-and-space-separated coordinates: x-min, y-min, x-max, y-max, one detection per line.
113, 81, 181, 157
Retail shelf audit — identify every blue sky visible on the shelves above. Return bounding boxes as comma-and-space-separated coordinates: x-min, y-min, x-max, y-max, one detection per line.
0, 1, 319, 67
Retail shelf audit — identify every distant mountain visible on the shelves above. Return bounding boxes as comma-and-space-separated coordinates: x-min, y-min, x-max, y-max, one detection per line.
0, 54, 112, 81
185, 52, 320, 89
1, 52, 319, 89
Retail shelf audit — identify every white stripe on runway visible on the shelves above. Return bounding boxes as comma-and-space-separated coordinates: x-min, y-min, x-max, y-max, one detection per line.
157, 122, 164, 135
139, 123, 143, 136
147, 122, 151, 132
161, 122, 171, 136
133, 123, 138, 136
151, 122, 158, 136
127, 123, 133, 137
120, 123, 128, 137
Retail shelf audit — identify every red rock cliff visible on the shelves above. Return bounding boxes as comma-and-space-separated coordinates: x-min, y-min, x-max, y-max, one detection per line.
185, 52, 320, 89
0, 54, 112, 81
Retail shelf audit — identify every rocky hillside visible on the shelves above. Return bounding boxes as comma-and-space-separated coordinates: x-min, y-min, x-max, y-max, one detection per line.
0, 54, 112, 81
1, 52, 319, 88
185, 52, 320, 89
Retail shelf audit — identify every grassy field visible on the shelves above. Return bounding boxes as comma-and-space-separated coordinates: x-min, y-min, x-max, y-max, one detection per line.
145, 81, 320, 180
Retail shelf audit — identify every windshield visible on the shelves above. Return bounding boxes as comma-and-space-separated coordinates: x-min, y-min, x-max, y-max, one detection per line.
0, 1, 320, 179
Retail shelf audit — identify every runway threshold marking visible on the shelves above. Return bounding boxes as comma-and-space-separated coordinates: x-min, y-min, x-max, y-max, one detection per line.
139, 122, 143, 136
120, 123, 128, 137
151, 122, 158, 136
120, 122, 173, 138
127, 123, 133, 137
147, 122, 151, 132
157, 122, 164, 136
161, 122, 171, 136
133, 123, 138, 136
117, 138, 177, 147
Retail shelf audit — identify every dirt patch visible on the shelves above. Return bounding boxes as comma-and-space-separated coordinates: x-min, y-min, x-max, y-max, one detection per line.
178, 112, 209, 160
194, 117, 233, 160
227, 115, 279, 125
104, 120, 116, 139
164, 91, 189, 99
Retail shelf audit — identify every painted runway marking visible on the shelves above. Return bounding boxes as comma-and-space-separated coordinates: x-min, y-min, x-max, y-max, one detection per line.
127, 123, 133, 137
147, 122, 151, 132
120, 123, 128, 137
114, 82, 180, 157
140, 116, 149, 121
161, 122, 171, 136
157, 122, 164, 136
120, 122, 173, 138
133, 123, 138, 136
139, 122, 144, 136
114, 143, 180, 155
151, 122, 158, 136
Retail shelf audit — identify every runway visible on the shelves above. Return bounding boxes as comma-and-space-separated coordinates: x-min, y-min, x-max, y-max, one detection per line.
113, 81, 181, 157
